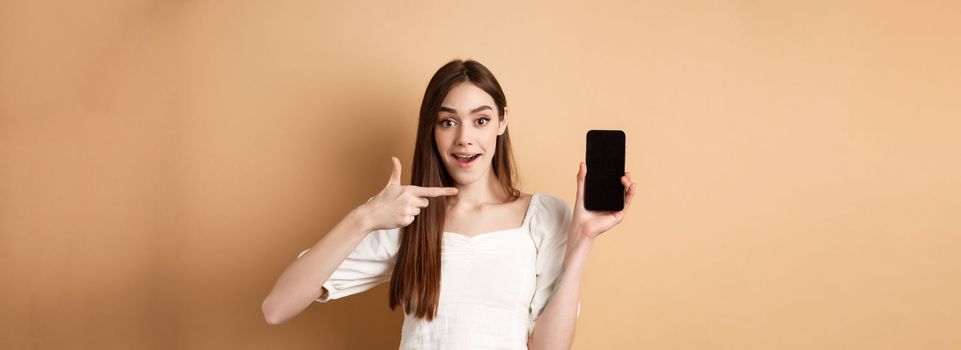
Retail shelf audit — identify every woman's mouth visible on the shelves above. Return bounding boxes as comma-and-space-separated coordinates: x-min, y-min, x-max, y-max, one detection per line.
452, 153, 481, 168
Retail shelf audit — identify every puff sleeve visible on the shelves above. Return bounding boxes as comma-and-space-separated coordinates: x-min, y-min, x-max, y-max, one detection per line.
296, 226, 401, 303
528, 194, 581, 336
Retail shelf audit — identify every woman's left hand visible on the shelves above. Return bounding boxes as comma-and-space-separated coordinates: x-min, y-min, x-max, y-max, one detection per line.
571, 162, 637, 241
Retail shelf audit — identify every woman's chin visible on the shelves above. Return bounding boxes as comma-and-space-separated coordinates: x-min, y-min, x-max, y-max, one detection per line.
446, 167, 483, 184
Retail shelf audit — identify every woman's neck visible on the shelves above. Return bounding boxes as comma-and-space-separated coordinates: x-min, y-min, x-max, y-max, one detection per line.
448, 171, 509, 210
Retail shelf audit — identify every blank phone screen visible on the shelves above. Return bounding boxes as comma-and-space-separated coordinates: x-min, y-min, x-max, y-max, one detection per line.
585, 130, 625, 211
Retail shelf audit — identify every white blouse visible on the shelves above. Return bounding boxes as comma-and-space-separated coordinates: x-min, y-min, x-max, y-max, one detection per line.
296, 192, 580, 349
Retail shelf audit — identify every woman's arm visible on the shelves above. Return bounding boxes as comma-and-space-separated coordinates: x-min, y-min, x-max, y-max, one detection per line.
527, 226, 593, 350
261, 157, 457, 325
528, 162, 637, 349
261, 205, 373, 325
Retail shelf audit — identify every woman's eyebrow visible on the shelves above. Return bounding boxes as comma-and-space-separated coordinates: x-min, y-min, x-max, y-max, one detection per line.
438, 105, 493, 115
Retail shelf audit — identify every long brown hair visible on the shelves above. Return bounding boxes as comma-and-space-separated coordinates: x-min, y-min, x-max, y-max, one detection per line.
388, 59, 521, 321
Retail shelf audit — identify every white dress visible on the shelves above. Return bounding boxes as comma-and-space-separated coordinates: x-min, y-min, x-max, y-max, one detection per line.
296, 193, 581, 349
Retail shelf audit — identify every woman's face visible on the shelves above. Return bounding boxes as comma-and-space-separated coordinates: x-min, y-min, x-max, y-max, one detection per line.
434, 82, 507, 185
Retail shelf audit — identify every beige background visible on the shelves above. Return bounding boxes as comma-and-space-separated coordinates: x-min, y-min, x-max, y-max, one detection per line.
2, 0, 959, 349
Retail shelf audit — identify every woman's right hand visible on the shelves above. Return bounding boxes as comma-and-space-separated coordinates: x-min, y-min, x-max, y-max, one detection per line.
361, 156, 459, 231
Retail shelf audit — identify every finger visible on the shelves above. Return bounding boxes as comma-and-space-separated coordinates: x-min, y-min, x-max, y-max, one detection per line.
414, 197, 430, 208
406, 207, 421, 216
625, 171, 633, 182
575, 162, 586, 209
624, 183, 637, 208
576, 162, 586, 192
387, 156, 402, 186
410, 186, 459, 197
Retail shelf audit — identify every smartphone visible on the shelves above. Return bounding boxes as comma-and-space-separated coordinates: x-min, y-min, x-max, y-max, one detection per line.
585, 130, 626, 211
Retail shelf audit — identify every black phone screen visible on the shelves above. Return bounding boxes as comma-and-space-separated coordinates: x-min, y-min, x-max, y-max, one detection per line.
585, 130, 626, 211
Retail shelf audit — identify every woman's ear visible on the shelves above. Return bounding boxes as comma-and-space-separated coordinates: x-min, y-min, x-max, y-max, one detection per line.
498, 106, 509, 136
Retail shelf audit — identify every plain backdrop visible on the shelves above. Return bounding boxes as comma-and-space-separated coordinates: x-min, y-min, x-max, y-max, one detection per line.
1, 0, 959, 349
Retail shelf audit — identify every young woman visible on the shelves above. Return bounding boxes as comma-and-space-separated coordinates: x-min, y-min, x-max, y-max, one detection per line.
262, 59, 637, 349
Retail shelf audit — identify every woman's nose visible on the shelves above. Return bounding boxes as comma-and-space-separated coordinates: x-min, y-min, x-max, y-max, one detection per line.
456, 129, 473, 146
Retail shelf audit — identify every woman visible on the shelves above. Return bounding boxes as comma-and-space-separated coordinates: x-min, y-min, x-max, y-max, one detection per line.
262, 59, 637, 349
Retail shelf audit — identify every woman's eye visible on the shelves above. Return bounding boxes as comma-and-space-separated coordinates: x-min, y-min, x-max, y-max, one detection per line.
440, 120, 455, 127
477, 118, 490, 126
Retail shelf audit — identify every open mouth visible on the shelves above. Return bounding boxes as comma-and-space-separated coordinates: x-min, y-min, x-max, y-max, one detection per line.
451, 153, 481, 168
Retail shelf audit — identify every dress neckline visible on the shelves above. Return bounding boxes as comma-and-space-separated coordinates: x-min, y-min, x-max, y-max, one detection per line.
444, 193, 539, 241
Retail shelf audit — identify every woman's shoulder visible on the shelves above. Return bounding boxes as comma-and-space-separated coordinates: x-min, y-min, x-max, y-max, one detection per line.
528, 193, 573, 247
532, 192, 571, 214
529, 192, 572, 226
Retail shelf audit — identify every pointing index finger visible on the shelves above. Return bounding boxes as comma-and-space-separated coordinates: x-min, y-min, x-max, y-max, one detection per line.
410, 186, 459, 197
